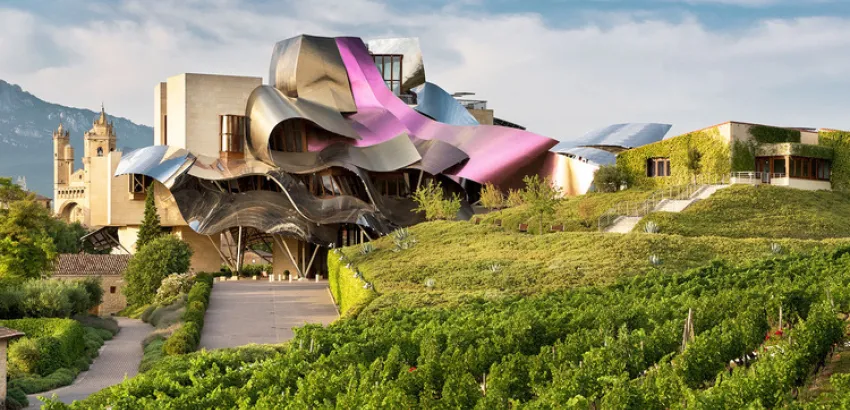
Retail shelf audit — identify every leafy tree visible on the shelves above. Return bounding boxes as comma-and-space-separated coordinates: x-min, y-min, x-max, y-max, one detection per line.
519, 175, 561, 235
136, 183, 163, 250
687, 147, 703, 183
506, 189, 524, 207
124, 235, 193, 306
0, 176, 27, 204
0, 200, 56, 281
412, 180, 462, 221
479, 183, 505, 210
592, 165, 630, 193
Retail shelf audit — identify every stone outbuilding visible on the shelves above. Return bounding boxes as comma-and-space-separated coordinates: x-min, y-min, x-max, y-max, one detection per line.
52, 254, 132, 316
0, 327, 24, 409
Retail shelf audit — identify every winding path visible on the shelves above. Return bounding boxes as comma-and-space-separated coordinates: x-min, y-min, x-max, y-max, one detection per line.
199, 280, 339, 350
26, 317, 152, 408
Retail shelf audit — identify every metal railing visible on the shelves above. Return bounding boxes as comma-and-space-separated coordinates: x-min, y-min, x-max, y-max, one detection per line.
597, 183, 703, 232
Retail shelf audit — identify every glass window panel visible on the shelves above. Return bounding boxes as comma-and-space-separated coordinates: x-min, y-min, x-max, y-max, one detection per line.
392, 56, 401, 80
773, 158, 786, 174
375, 56, 384, 75
392, 81, 401, 96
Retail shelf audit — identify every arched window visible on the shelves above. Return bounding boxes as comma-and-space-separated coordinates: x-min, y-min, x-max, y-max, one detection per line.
97, 147, 104, 157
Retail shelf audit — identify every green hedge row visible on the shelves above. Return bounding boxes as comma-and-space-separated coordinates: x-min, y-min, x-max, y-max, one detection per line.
0, 278, 103, 319
819, 130, 850, 191
163, 273, 213, 355
0, 318, 85, 376
327, 251, 373, 317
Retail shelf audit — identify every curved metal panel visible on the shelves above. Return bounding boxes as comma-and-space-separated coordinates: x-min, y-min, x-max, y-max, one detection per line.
268, 133, 421, 174
410, 138, 469, 175
411, 82, 479, 126
245, 85, 360, 164
366, 37, 426, 93
187, 155, 276, 181
552, 123, 672, 153
114, 145, 195, 188
335, 37, 558, 185
269, 35, 357, 113
557, 147, 616, 166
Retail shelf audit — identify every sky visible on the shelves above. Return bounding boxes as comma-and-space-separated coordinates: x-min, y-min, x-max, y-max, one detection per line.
1, 0, 849, 140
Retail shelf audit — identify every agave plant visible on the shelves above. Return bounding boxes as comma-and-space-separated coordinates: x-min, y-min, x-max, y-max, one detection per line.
363, 282, 373, 290
392, 227, 416, 251
649, 254, 662, 266
644, 221, 660, 234
353, 270, 362, 279
360, 242, 375, 255
424, 278, 436, 288
770, 243, 782, 255
489, 263, 503, 273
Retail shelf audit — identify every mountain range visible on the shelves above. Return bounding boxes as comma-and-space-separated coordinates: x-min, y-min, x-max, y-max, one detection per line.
0, 79, 153, 198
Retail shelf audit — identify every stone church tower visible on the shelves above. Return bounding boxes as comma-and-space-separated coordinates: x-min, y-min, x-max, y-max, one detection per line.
53, 105, 118, 225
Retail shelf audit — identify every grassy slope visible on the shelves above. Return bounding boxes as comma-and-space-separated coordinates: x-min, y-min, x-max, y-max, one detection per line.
340, 220, 848, 314
639, 185, 850, 239
478, 189, 654, 233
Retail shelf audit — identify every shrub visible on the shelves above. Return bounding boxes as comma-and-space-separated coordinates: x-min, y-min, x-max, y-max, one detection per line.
7, 338, 41, 376
5, 386, 28, 409
78, 277, 104, 311
73, 315, 119, 334
480, 183, 505, 210
592, 165, 630, 193
0, 318, 85, 376
0, 279, 104, 320
154, 272, 195, 304
506, 189, 524, 207
9, 368, 76, 394
124, 235, 193, 306
413, 180, 462, 221
519, 175, 562, 235
163, 322, 200, 355
241, 264, 272, 277
145, 297, 187, 329
139, 337, 166, 373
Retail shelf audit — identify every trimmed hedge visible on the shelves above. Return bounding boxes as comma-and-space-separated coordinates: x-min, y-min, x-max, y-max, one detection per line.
0, 318, 85, 376
748, 124, 801, 143
327, 251, 374, 317
162, 273, 212, 356
819, 130, 850, 191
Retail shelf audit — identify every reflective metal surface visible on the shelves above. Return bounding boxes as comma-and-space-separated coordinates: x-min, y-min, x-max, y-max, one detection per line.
366, 37, 426, 93
114, 145, 195, 188
550, 123, 672, 153
269, 35, 358, 113
557, 147, 617, 166
411, 82, 479, 126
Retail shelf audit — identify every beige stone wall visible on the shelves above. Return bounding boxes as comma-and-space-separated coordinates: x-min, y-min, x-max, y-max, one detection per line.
801, 130, 819, 145
118, 226, 141, 254
154, 82, 167, 146
153, 182, 187, 227
770, 177, 832, 191
173, 226, 223, 273
468, 108, 494, 125
54, 275, 128, 316
165, 73, 261, 157
1, 340, 7, 405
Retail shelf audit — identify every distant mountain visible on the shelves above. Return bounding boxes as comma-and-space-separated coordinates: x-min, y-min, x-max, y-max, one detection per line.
0, 79, 153, 198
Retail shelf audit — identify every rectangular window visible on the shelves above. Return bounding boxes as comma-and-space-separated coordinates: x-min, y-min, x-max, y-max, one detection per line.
110, 286, 117, 294
130, 174, 153, 199
372, 54, 403, 96
646, 158, 670, 177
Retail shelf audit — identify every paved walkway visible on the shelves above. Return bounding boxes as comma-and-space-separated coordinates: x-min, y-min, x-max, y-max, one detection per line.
27, 317, 152, 408
199, 280, 339, 350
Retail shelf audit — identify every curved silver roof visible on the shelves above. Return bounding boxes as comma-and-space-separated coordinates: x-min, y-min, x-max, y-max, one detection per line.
551, 123, 672, 153
557, 147, 616, 166
411, 82, 479, 126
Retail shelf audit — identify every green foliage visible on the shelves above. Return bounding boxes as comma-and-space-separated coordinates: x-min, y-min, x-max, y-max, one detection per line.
506, 188, 524, 207
731, 140, 756, 172
748, 124, 801, 144
0, 177, 27, 203
819, 130, 850, 191
0, 199, 56, 281
5, 385, 29, 409
412, 180, 462, 220
139, 337, 166, 373
240, 263, 272, 277
519, 175, 562, 235
328, 251, 374, 316
337, 220, 846, 312
0, 318, 85, 378
124, 235, 193, 306
637, 184, 850, 239
479, 182, 505, 209
135, 183, 163, 250
0, 279, 104, 319
144, 296, 186, 328
10, 368, 76, 395
755, 142, 834, 159
161, 273, 212, 356
59, 247, 850, 408
154, 272, 194, 304
687, 147, 703, 179
592, 164, 631, 193
618, 127, 731, 188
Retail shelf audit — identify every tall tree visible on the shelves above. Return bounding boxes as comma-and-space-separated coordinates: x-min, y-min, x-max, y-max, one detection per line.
520, 175, 562, 235
0, 199, 56, 281
136, 183, 163, 250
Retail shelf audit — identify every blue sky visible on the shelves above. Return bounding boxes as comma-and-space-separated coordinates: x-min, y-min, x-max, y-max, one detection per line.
1, 0, 849, 140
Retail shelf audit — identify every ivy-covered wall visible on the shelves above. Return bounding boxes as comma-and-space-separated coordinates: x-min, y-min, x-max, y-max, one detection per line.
749, 125, 802, 144
819, 131, 850, 191
732, 140, 756, 172
755, 143, 834, 159
617, 127, 731, 188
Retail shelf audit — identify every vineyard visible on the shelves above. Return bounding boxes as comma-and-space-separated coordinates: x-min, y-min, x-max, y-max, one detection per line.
51, 245, 850, 409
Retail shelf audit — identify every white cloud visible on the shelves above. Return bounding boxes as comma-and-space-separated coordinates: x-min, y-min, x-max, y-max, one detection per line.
1, 0, 849, 140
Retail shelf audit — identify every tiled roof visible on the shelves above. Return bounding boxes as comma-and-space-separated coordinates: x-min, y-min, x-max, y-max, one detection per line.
0, 327, 25, 340
52, 253, 132, 276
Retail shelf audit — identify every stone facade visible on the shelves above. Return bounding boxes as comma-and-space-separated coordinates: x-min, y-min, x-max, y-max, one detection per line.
0, 328, 24, 408
51, 254, 132, 316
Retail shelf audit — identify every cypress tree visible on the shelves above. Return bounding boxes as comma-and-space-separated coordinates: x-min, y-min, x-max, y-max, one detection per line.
136, 183, 163, 250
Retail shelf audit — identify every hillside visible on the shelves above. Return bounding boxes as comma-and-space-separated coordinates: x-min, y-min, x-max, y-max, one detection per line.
638, 185, 850, 239
336, 220, 848, 314
0, 80, 152, 197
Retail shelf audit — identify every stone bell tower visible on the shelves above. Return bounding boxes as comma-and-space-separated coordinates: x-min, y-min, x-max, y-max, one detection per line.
53, 122, 73, 190
83, 104, 117, 168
